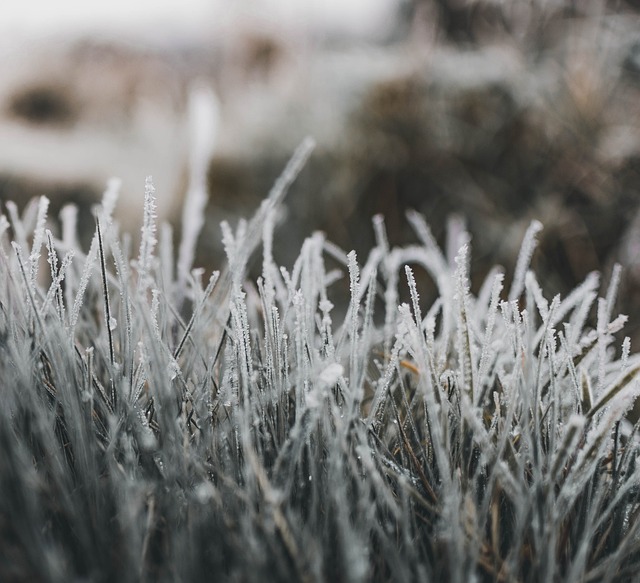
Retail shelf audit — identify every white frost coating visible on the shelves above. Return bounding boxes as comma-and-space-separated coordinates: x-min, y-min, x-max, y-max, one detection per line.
41, 230, 74, 322
607, 314, 628, 335
551, 413, 586, 479
60, 204, 78, 253
454, 243, 475, 399
372, 214, 389, 256
305, 362, 344, 409
167, 360, 181, 381
622, 337, 631, 372
4, 174, 640, 580
317, 362, 344, 390
29, 196, 49, 292
220, 220, 236, 265
6, 201, 27, 254
405, 265, 422, 325
589, 364, 640, 418
347, 251, 359, 290
136, 176, 158, 292
477, 272, 504, 385
509, 220, 543, 301
307, 363, 344, 409
150, 288, 162, 340
525, 270, 548, 320
195, 482, 217, 505
604, 263, 622, 324
70, 231, 99, 333
346, 250, 361, 394
100, 178, 121, 224
319, 299, 334, 314
178, 84, 220, 293
225, 137, 315, 292
558, 276, 599, 347
0, 214, 10, 247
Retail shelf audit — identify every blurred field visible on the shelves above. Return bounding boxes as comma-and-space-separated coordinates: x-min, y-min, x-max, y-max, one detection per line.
1, 0, 640, 335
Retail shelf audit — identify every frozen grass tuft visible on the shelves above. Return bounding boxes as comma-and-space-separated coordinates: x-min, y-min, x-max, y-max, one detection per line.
0, 151, 640, 582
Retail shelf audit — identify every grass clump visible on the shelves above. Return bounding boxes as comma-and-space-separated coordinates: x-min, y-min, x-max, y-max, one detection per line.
1, 145, 640, 582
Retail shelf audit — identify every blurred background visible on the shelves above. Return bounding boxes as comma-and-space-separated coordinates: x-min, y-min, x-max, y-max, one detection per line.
2, 0, 640, 338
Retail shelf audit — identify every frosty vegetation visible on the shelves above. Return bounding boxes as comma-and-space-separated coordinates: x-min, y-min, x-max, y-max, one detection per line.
1, 142, 640, 582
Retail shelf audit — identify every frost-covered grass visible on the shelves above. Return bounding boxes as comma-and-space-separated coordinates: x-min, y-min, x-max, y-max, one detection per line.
1, 143, 640, 583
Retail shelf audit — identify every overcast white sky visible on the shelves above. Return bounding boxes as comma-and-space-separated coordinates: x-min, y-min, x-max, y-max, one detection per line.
0, 1, 399, 42
1, 1, 207, 34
